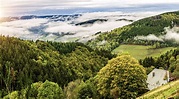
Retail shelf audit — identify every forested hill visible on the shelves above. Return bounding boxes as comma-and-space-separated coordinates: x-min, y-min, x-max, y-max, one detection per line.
0, 36, 112, 97
87, 11, 179, 51
0, 36, 178, 98
0, 36, 148, 99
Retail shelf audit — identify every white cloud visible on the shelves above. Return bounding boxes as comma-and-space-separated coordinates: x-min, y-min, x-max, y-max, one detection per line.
134, 34, 164, 41
0, 26, 31, 36
44, 11, 160, 42
0, 18, 48, 29
163, 27, 179, 42
43, 12, 135, 42
134, 27, 179, 43
0, 18, 48, 40
1, 11, 157, 42
0, 11, 177, 42
164, 32, 179, 42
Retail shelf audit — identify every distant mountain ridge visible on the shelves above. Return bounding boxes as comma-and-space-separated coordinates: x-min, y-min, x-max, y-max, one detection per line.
0, 14, 81, 23
75, 19, 108, 26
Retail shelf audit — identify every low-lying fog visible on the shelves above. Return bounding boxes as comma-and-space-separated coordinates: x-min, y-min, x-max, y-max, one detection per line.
135, 26, 179, 43
0, 11, 165, 42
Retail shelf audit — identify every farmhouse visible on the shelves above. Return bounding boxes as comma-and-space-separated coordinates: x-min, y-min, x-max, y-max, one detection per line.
147, 69, 170, 90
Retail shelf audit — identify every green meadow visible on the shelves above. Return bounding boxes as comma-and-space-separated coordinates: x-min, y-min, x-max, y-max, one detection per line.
112, 45, 175, 59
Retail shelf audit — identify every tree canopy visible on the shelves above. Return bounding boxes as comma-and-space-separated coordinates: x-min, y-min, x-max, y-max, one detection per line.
0, 36, 110, 97
3, 80, 64, 99
95, 55, 147, 99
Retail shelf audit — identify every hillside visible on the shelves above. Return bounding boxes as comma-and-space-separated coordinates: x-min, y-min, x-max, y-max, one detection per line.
0, 36, 149, 99
87, 11, 179, 51
137, 80, 179, 99
0, 36, 112, 97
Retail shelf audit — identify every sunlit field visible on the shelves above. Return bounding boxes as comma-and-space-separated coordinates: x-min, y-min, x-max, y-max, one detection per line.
112, 44, 175, 59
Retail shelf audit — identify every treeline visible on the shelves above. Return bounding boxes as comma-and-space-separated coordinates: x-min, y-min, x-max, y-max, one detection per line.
87, 11, 179, 51
140, 48, 179, 78
0, 36, 113, 97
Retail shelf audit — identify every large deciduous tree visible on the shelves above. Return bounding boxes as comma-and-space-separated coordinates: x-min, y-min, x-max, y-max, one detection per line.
95, 55, 147, 99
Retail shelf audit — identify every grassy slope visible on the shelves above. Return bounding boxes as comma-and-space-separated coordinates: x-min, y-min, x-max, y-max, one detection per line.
137, 80, 179, 99
112, 45, 175, 59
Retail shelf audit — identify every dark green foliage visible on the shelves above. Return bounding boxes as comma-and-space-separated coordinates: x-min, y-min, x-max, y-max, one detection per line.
145, 66, 155, 74
140, 48, 179, 77
47, 41, 93, 54
63, 79, 98, 99
140, 57, 155, 67
75, 19, 108, 26
0, 36, 108, 97
77, 80, 98, 99
59, 46, 108, 84
48, 41, 114, 59
3, 80, 64, 99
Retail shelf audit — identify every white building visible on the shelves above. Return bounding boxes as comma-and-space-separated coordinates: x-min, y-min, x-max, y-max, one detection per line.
147, 69, 170, 90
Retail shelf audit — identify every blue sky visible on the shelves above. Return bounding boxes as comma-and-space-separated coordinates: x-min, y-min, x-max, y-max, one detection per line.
1, 0, 179, 16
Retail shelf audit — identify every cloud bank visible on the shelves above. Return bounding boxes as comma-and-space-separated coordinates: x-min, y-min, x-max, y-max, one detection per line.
164, 27, 179, 42
134, 34, 164, 41
134, 27, 179, 43
0, 11, 161, 42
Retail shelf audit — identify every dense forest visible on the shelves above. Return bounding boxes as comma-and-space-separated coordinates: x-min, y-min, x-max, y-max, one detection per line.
0, 35, 178, 99
0, 36, 149, 98
87, 11, 179, 51
0, 36, 109, 98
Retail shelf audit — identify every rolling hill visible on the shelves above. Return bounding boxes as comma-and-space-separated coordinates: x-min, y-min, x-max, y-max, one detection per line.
0, 36, 112, 97
87, 11, 179, 52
